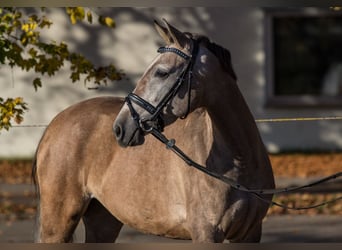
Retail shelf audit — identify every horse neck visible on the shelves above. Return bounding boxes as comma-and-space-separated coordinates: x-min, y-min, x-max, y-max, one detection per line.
206, 78, 263, 159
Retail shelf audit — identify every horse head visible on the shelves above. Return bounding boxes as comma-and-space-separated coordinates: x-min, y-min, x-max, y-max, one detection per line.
113, 19, 236, 147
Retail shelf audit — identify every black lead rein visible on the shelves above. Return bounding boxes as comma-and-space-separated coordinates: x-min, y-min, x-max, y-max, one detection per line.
150, 127, 342, 210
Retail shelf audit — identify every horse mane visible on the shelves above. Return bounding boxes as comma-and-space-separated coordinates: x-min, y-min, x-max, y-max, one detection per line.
185, 33, 237, 81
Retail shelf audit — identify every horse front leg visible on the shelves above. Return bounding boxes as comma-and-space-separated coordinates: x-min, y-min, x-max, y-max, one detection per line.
187, 205, 227, 243
189, 224, 226, 243
35, 182, 89, 243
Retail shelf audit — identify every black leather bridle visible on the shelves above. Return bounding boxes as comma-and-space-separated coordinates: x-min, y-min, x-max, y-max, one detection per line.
125, 39, 199, 133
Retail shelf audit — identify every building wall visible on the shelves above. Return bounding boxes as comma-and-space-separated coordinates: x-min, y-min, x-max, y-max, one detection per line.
1, 7, 342, 158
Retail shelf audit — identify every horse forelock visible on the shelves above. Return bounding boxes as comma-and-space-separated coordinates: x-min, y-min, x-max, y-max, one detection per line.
185, 33, 237, 81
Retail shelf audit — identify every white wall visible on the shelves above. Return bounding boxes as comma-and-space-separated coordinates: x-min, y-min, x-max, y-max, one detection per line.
1, 7, 342, 158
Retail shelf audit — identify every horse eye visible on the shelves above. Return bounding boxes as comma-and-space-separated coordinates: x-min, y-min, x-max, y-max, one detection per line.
155, 69, 169, 78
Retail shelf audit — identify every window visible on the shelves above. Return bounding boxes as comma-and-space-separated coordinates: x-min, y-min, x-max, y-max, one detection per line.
265, 8, 342, 107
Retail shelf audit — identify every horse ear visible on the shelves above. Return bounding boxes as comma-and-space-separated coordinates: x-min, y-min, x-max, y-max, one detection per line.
154, 19, 190, 48
154, 19, 172, 45
162, 18, 189, 48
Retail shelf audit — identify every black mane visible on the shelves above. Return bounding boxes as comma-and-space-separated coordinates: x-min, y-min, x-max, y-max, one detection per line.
186, 33, 237, 81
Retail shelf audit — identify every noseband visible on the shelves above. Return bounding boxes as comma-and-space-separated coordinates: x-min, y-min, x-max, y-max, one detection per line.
125, 39, 199, 133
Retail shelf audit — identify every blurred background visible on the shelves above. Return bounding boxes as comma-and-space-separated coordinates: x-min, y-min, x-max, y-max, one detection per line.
2, 7, 342, 156
0, 7, 341, 242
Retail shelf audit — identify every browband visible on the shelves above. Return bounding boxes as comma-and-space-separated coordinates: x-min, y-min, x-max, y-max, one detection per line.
157, 47, 191, 60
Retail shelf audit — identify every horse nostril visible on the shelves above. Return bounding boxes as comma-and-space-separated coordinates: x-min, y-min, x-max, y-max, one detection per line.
113, 124, 123, 141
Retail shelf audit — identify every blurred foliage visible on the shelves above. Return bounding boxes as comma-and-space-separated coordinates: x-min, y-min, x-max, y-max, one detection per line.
0, 7, 122, 131
0, 97, 27, 131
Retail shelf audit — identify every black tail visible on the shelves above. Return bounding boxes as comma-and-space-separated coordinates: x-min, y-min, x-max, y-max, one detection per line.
31, 153, 40, 207
31, 154, 41, 242
31, 153, 40, 199
31, 156, 37, 186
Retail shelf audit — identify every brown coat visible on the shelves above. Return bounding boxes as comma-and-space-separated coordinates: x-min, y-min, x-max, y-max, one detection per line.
33, 19, 274, 243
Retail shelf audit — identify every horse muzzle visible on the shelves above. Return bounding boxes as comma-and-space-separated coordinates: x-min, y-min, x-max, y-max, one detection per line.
113, 115, 145, 147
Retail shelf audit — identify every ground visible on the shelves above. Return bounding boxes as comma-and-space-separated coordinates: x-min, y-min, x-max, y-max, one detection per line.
0, 153, 341, 221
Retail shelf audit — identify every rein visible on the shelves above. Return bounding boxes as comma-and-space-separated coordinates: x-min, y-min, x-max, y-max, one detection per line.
124, 39, 342, 210
150, 127, 342, 210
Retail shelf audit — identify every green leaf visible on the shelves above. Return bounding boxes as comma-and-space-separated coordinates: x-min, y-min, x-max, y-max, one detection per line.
28, 47, 37, 57
39, 16, 52, 28
87, 11, 93, 24
33, 77, 42, 91
70, 72, 80, 82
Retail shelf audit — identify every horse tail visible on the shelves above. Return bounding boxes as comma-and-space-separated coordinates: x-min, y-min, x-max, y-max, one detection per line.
32, 127, 48, 192
31, 134, 43, 197
31, 155, 38, 187
32, 127, 47, 242
31, 151, 41, 241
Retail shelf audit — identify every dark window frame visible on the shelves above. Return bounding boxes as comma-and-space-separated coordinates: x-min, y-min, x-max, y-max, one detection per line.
265, 8, 342, 108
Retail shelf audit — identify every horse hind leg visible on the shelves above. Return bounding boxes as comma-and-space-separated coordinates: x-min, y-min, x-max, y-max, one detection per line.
82, 198, 123, 242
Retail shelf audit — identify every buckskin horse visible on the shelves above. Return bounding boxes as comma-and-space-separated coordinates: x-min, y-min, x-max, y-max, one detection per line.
32, 19, 275, 243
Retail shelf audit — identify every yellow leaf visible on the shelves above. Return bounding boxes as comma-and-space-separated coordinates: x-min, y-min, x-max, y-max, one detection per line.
21, 36, 27, 45
99, 16, 115, 28
27, 31, 33, 37
70, 14, 77, 24
105, 17, 115, 28
21, 23, 29, 32
29, 22, 37, 30
14, 97, 23, 105
2, 117, 9, 124
76, 7, 85, 18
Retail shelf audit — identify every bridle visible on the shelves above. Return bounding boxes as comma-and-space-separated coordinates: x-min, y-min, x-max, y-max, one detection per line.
124, 39, 342, 210
125, 39, 199, 133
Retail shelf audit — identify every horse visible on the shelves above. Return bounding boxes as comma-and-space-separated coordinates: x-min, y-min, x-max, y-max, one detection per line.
32, 19, 275, 243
